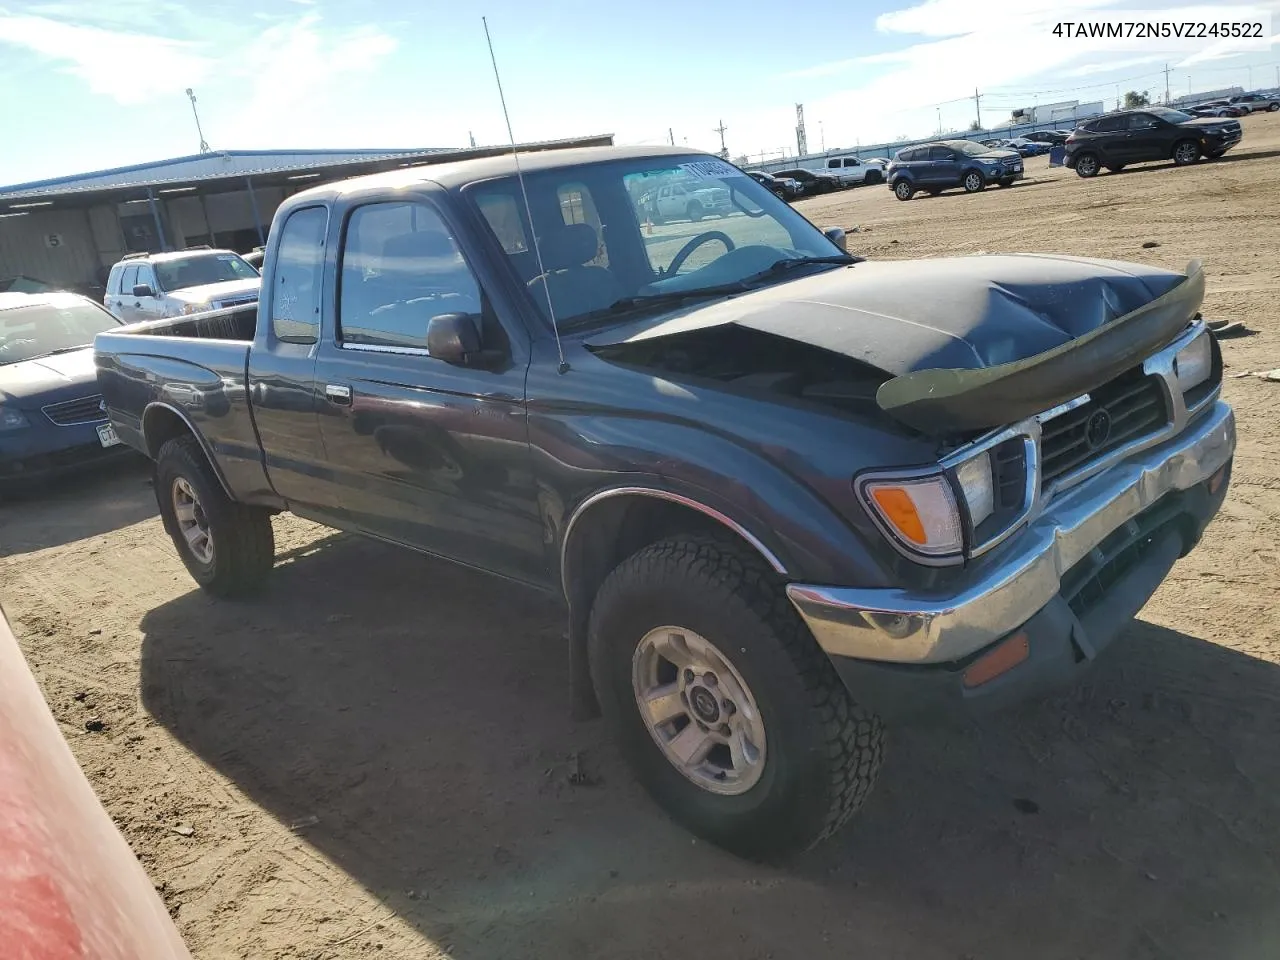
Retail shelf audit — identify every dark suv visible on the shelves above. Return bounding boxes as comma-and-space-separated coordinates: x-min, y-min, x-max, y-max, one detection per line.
886, 140, 1022, 200
1065, 107, 1243, 177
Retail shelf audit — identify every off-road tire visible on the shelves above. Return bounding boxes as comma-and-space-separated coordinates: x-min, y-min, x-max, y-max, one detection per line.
155, 435, 274, 598
588, 535, 885, 859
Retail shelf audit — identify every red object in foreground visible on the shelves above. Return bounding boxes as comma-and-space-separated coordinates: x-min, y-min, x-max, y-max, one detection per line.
0, 608, 191, 960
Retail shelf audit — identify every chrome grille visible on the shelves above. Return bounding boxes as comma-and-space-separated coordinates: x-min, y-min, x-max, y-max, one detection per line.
1040, 368, 1168, 491
42, 394, 107, 426
212, 294, 258, 310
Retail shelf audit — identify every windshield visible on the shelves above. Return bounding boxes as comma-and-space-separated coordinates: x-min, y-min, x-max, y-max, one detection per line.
469, 155, 844, 328
0, 301, 118, 365
953, 141, 995, 157
154, 253, 258, 292
1148, 107, 1194, 123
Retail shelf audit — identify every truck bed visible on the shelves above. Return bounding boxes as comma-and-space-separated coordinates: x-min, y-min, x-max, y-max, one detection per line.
94, 303, 274, 504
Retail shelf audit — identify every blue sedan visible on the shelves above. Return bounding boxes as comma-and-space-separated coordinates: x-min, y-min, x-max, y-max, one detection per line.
0, 292, 133, 490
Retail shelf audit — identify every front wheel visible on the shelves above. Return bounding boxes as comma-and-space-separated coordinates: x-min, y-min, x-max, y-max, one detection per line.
1074, 152, 1100, 178
962, 170, 985, 193
155, 435, 274, 598
1269, 102, 1279, 112
1173, 140, 1200, 165
893, 179, 915, 201
588, 536, 885, 859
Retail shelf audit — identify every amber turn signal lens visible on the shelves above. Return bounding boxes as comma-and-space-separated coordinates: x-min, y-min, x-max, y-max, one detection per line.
963, 631, 1030, 689
869, 486, 927, 544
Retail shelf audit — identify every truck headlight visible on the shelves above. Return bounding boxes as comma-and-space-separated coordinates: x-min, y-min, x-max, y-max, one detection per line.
1174, 331, 1212, 392
0, 406, 30, 432
860, 473, 964, 561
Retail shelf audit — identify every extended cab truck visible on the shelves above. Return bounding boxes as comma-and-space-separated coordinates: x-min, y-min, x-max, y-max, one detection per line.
95, 146, 1235, 859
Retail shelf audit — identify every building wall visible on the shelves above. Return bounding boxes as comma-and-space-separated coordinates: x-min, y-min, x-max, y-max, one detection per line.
0, 207, 107, 291
0, 187, 289, 293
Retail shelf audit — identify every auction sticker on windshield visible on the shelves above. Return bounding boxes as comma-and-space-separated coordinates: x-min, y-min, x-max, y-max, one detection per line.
96, 423, 120, 448
679, 160, 745, 180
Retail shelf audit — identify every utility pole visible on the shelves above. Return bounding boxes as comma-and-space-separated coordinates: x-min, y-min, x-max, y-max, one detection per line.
712, 119, 729, 159
468, 130, 477, 148
185, 88, 210, 154
795, 104, 808, 157
819, 120, 825, 152
936, 107, 942, 136
668, 127, 674, 146
1163, 63, 1171, 104
972, 88, 982, 130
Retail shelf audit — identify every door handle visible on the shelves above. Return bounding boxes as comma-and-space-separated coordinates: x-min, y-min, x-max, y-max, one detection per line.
325, 384, 352, 405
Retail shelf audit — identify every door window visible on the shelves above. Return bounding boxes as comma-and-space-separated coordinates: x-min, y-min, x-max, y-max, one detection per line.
338, 201, 482, 351
928, 146, 954, 161
106, 265, 123, 296
1129, 113, 1160, 130
271, 206, 328, 344
1090, 115, 1126, 133
135, 265, 157, 294
121, 265, 139, 293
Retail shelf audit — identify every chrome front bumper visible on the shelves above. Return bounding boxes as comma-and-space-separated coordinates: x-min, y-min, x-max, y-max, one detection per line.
787, 401, 1235, 665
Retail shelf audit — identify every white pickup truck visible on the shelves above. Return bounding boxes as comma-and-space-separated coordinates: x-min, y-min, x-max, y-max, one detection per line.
821, 154, 888, 186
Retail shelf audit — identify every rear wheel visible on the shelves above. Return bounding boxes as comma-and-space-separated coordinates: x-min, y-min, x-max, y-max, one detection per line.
962, 170, 984, 193
893, 179, 915, 201
864, 170, 882, 185
687, 201, 704, 222
155, 435, 274, 598
588, 536, 885, 859
1173, 140, 1200, 166
1269, 102, 1279, 112
1074, 152, 1100, 178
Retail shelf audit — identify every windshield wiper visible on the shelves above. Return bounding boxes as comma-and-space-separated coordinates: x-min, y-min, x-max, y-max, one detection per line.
740, 255, 858, 285
560, 283, 750, 329
20, 345, 92, 361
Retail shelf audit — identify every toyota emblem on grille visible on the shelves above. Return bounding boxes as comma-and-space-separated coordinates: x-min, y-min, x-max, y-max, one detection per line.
1085, 409, 1112, 450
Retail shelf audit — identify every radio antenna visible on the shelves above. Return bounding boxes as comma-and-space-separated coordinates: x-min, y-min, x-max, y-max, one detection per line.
482, 16, 568, 374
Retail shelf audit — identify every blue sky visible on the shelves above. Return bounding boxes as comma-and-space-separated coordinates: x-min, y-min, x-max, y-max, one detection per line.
1, 0, 1277, 185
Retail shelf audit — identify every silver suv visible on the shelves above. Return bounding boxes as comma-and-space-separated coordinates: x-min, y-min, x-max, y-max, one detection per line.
104, 248, 260, 323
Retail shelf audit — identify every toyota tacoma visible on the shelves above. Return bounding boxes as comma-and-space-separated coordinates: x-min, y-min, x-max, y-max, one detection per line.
95, 146, 1235, 858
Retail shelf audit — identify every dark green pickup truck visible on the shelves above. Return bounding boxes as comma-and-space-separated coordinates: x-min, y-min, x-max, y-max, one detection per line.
95, 145, 1234, 857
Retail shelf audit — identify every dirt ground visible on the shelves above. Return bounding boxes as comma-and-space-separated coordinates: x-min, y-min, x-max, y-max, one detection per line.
3, 115, 1280, 960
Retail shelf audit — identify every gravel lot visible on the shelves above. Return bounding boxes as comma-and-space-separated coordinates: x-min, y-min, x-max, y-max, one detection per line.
2, 113, 1278, 960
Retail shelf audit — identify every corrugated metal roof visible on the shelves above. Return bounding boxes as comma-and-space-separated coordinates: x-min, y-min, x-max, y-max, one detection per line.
0, 147, 457, 201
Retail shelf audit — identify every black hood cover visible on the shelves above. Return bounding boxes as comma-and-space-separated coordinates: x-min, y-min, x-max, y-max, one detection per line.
588, 253, 1202, 436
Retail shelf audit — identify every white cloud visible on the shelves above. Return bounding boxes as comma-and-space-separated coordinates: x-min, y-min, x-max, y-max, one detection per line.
231, 13, 398, 133
0, 13, 211, 102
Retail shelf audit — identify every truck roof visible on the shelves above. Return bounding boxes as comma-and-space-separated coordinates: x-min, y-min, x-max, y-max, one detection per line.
291, 145, 701, 199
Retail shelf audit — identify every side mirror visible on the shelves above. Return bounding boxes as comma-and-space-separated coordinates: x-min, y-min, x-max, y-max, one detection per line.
426, 312, 483, 365
823, 227, 848, 253
132, 283, 155, 298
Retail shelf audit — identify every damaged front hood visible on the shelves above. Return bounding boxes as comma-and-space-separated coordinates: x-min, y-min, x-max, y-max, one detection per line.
589, 254, 1201, 435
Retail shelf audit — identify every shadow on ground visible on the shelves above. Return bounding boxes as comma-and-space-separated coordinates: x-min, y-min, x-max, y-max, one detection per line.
0, 457, 155, 557
140, 533, 1280, 960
